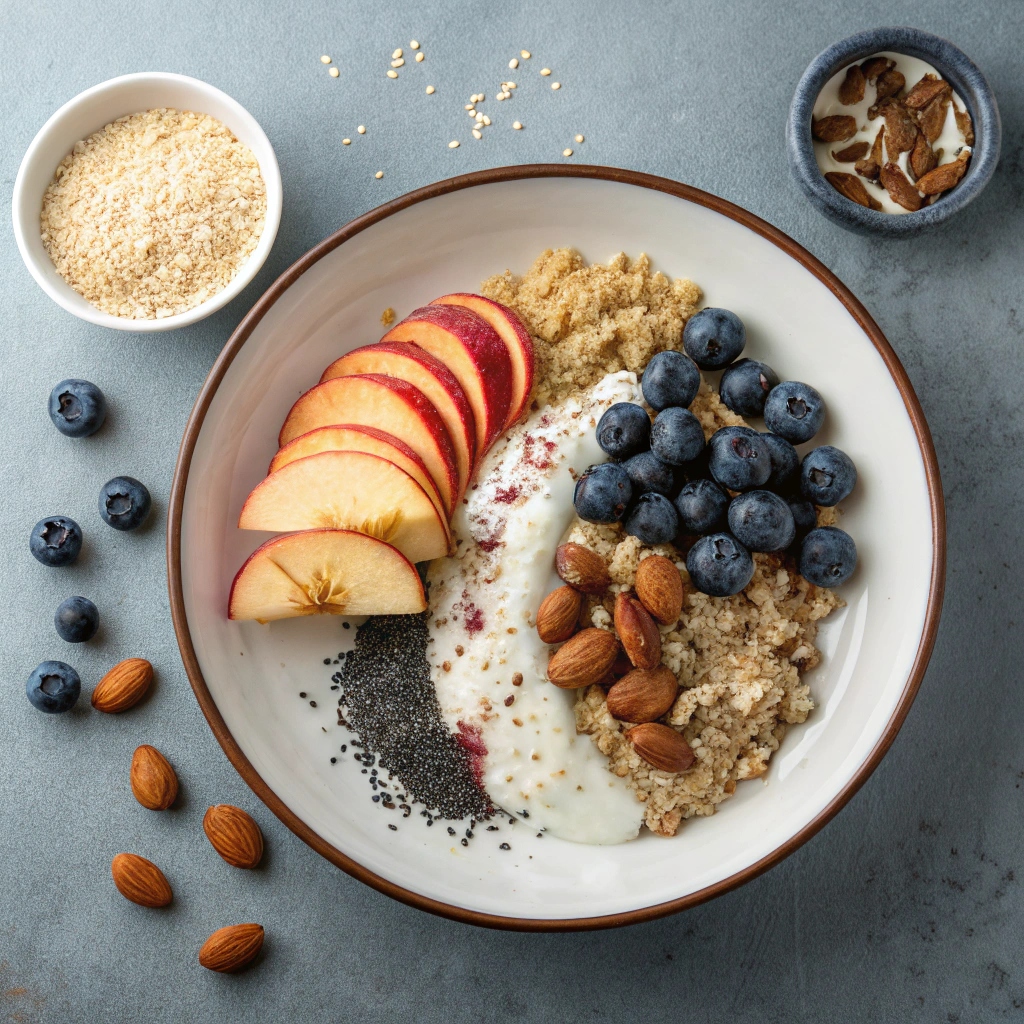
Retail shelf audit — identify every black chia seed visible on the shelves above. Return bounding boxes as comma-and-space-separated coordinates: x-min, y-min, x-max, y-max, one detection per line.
335, 613, 492, 821
500, 843, 511, 850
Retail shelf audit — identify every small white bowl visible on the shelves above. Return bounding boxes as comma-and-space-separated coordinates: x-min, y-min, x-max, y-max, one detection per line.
12, 72, 282, 332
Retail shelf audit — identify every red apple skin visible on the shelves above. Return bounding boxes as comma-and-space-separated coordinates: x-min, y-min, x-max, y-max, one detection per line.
277, 374, 458, 517
381, 304, 513, 455
320, 342, 476, 500
430, 293, 535, 428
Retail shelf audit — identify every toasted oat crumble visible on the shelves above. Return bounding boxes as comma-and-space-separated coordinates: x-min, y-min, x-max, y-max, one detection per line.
40, 108, 266, 319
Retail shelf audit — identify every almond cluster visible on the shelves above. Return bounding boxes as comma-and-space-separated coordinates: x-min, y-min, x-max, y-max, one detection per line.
538, 545, 695, 774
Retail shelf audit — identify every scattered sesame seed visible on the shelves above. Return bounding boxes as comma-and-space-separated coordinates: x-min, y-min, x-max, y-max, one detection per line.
392, 48, 403, 59
391, 58, 405, 67
320, 55, 332, 64
415, 52, 424, 62
482, 115, 491, 125
563, 148, 573, 157
449, 140, 460, 148
410, 40, 420, 49
513, 121, 523, 130
467, 110, 477, 118
343, 138, 351, 145
329, 67, 340, 78
375, 171, 384, 178
465, 104, 475, 110
475, 112, 484, 121
540, 67, 551, 76
387, 70, 399, 79
507, 82, 516, 89
477, 93, 485, 101
521, 50, 531, 59
497, 93, 506, 101
425, 85, 435, 94
357, 125, 366, 133
552, 81, 561, 90
575, 133, 584, 143
509, 58, 519, 69
472, 129, 482, 140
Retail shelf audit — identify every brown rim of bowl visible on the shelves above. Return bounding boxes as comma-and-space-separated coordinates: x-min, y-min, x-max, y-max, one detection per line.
167, 163, 946, 932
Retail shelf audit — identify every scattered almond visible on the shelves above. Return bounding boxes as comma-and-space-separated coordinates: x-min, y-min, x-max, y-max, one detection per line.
879, 162, 923, 211
832, 141, 869, 163
625, 722, 695, 774
860, 56, 895, 82
613, 592, 661, 670
547, 628, 620, 689
910, 131, 938, 180
904, 73, 949, 110
837, 64, 865, 105
199, 924, 265, 973
855, 126, 884, 180
811, 115, 857, 143
203, 804, 264, 869
111, 852, 172, 908
130, 745, 178, 810
535, 585, 583, 644
920, 91, 952, 142
91, 658, 153, 713
874, 68, 905, 101
916, 151, 970, 195
882, 100, 918, 154
606, 666, 679, 723
634, 555, 683, 625
824, 171, 882, 211
554, 542, 610, 594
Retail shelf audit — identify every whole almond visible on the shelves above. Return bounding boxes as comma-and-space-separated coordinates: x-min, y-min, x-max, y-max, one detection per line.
555, 543, 610, 594
879, 162, 923, 212
904, 74, 950, 110
199, 924, 265, 973
909, 131, 938, 180
634, 556, 684, 625
614, 592, 661, 670
625, 723, 695, 774
920, 91, 952, 142
855, 126, 885, 180
874, 68, 906, 101
860, 56, 894, 82
915, 152, 970, 195
204, 804, 264, 869
91, 658, 153, 713
825, 172, 882, 211
882, 101, 918, 155
607, 666, 679, 724
832, 141, 869, 163
130, 745, 178, 810
811, 115, 856, 143
111, 853, 172, 908
837, 64, 865, 105
547, 628, 620, 689
535, 585, 583, 643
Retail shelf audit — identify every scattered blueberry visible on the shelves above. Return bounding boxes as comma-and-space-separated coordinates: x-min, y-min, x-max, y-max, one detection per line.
623, 451, 676, 497
682, 308, 746, 370
728, 490, 796, 553
48, 379, 107, 438
596, 403, 651, 461
640, 350, 701, 410
788, 499, 818, 543
98, 476, 152, 531
799, 527, 858, 588
719, 359, 779, 417
761, 433, 800, 494
707, 426, 771, 492
30, 517, 83, 567
650, 407, 705, 466
686, 533, 755, 597
800, 446, 857, 506
574, 463, 632, 523
763, 381, 825, 444
26, 661, 81, 714
54, 596, 99, 643
674, 479, 730, 535
623, 493, 679, 545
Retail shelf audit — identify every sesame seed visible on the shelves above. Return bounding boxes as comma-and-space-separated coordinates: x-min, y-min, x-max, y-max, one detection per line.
472, 129, 482, 139
425, 85, 435, 94
475, 112, 484, 121
509, 58, 519, 69
575, 133, 584, 143
449, 140, 460, 148
415, 52, 424, 62
329, 67, 339, 78
507, 82, 516, 89
410, 40, 420, 49
320, 55, 332, 64
357, 125, 366, 133
375, 171, 383, 178
521, 50, 531, 59
467, 110, 477, 118
465, 104, 475, 110
513, 121, 523, 130
497, 94, 506, 101
477, 93, 485, 102
552, 81, 561, 90
387, 70, 399, 79
482, 115, 491, 125
392, 48, 403, 59
391, 58, 405, 68
342, 138, 351, 145
540, 68, 551, 76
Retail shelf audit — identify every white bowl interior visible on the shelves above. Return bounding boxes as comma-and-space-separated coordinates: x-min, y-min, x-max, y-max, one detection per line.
178, 176, 935, 921
12, 73, 282, 332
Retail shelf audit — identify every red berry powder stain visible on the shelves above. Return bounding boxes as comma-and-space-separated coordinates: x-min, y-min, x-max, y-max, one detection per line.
453, 589, 486, 634
455, 720, 488, 787
493, 484, 520, 504
521, 434, 557, 471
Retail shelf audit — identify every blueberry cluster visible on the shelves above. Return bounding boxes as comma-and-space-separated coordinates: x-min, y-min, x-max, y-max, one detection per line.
574, 308, 859, 598
26, 379, 154, 714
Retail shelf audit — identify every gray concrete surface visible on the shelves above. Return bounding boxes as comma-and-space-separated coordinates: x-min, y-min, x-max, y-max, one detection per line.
1, 0, 1021, 1020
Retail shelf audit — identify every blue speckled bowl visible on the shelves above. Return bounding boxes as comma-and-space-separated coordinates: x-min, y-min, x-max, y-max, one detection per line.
787, 27, 1001, 236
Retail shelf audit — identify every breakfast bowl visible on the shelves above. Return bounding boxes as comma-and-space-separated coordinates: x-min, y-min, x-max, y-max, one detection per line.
168, 166, 945, 929
787, 27, 1000, 237
12, 72, 282, 332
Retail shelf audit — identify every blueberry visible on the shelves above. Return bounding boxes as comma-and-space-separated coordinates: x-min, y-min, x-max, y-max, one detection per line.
54, 596, 99, 643
800, 446, 857, 506
674, 479, 730, 535
727, 490, 796, 553
763, 382, 825, 444
640, 350, 701, 411
799, 527, 857, 588
623, 451, 676, 497
48, 379, 107, 438
707, 426, 771, 492
26, 661, 81, 714
574, 463, 632, 523
719, 359, 779, 417
30, 516, 83, 567
686, 533, 755, 597
98, 476, 152, 531
623, 493, 679, 545
650, 407, 705, 466
761, 433, 800, 494
788, 499, 818, 543
682, 308, 746, 370
596, 403, 650, 460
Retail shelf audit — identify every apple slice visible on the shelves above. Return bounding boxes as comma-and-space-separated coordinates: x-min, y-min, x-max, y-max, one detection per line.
238, 450, 450, 563
270, 424, 447, 524
320, 343, 476, 499
381, 304, 513, 454
430, 294, 534, 428
278, 374, 458, 517
228, 529, 426, 622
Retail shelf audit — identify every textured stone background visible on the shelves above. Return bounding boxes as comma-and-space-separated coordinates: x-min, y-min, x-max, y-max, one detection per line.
1, 0, 1021, 1020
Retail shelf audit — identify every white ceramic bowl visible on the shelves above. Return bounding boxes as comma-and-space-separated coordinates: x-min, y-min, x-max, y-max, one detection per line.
169, 168, 944, 929
11, 72, 282, 332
